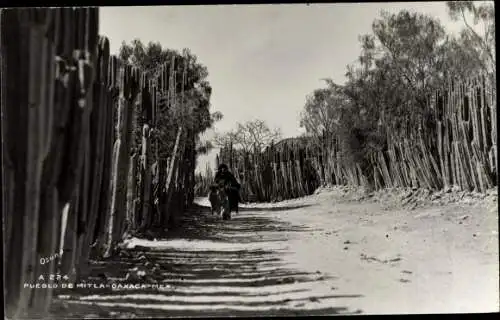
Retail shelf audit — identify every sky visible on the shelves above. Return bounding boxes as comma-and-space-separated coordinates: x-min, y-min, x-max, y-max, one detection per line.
98, 2, 475, 173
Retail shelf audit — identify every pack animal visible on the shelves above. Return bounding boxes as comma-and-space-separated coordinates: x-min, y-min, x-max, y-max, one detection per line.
208, 184, 231, 219
208, 185, 222, 215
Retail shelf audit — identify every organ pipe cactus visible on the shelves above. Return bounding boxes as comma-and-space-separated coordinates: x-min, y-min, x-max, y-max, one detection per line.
2, 7, 203, 320
140, 124, 152, 231
1, 7, 98, 319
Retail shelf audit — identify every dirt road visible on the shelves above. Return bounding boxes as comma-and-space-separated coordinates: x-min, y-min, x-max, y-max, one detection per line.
50, 187, 498, 318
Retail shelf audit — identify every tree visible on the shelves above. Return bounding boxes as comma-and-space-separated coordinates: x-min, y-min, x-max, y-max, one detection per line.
214, 119, 282, 153
323, 9, 456, 134
119, 39, 222, 158
299, 9, 457, 185
446, 1, 495, 76
366, 10, 449, 108
299, 84, 350, 139
213, 129, 240, 149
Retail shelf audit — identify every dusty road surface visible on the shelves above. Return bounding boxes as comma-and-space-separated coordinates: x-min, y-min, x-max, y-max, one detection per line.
50, 187, 499, 318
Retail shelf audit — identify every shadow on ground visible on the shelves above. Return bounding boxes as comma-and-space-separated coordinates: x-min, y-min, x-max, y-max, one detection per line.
158, 203, 318, 243
237, 203, 316, 212
49, 200, 363, 318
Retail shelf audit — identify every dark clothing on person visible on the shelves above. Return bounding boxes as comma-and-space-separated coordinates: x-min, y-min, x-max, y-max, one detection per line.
214, 171, 240, 189
214, 169, 241, 213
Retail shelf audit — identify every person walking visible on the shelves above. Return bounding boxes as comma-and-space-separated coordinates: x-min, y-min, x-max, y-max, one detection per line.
214, 163, 241, 213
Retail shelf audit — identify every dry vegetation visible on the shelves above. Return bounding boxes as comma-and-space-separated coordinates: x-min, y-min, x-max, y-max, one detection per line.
209, 2, 496, 202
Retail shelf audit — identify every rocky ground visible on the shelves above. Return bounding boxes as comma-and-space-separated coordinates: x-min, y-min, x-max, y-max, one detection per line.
47, 186, 498, 318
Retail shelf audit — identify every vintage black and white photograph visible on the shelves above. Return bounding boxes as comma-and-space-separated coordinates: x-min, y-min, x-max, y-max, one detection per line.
1, 1, 498, 318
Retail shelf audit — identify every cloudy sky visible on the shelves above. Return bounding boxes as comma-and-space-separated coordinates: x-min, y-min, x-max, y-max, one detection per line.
98, 2, 471, 172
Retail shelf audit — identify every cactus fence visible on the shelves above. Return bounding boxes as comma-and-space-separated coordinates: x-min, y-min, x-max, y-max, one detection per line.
217, 75, 497, 202
216, 138, 321, 202
1, 7, 196, 319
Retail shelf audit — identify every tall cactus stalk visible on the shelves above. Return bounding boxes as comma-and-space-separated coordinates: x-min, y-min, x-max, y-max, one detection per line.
126, 153, 138, 233
79, 36, 110, 265
102, 64, 138, 257
163, 126, 183, 226
139, 124, 152, 231
2, 10, 32, 318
